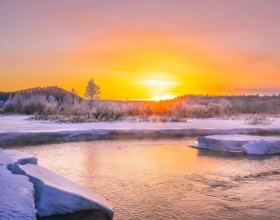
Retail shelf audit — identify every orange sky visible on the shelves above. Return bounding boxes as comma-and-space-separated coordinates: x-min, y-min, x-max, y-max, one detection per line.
1, 1, 280, 100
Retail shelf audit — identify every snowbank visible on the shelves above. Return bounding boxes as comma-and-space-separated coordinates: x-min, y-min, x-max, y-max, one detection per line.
1, 115, 280, 146
197, 135, 280, 155
0, 149, 37, 220
0, 148, 113, 218
14, 164, 114, 217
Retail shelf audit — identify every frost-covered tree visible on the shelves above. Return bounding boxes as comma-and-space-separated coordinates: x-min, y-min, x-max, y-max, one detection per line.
4, 94, 15, 113
84, 79, 100, 122
62, 94, 72, 108
13, 93, 24, 113
207, 103, 221, 117
22, 95, 48, 114
70, 88, 78, 105
173, 101, 187, 118
46, 94, 57, 114
219, 98, 232, 115
47, 94, 56, 103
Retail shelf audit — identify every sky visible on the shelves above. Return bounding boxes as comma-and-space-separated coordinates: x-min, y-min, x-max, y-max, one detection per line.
1, 0, 280, 100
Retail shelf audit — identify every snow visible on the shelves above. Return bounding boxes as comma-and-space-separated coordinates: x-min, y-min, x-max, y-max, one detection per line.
0, 149, 37, 220
197, 134, 280, 155
0, 147, 113, 218
1, 149, 38, 171
1, 115, 280, 146
1, 115, 280, 133
13, 164, 114, 217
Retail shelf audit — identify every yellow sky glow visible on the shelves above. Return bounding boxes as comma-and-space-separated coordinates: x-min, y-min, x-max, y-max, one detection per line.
1, 1, 280, 99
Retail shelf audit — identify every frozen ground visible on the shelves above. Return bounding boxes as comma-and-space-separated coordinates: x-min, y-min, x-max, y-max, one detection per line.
0, 149, 37, 220
197, 134, 280, 155
1, 115, 280, 146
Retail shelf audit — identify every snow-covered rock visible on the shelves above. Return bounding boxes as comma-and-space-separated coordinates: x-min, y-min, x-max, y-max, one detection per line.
197, 135, 280, 155
13, 164, 114, 217
0, 149, 37, 220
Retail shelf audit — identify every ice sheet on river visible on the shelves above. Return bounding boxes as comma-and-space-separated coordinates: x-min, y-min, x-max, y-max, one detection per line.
0, 149, 37, 220
14, 164, 114, 217
197, 135, 280, 155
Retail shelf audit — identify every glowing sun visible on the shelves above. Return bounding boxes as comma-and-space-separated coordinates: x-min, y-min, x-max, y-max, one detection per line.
150, 93, 177, 101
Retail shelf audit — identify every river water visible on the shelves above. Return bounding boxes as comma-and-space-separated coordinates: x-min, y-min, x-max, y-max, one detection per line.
15, 139, 280, 220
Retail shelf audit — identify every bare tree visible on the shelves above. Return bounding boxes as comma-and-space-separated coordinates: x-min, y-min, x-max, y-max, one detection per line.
84, 79, 100, 122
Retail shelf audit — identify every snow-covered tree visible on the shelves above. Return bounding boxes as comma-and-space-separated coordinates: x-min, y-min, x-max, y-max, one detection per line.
84, 79, 100, 122
3, 94, 15, 113
13, 93, 24, 113
62, 94, 72, 108
22, 95, 48, 114
70, 88, 78, 105
219, 98, 232, 115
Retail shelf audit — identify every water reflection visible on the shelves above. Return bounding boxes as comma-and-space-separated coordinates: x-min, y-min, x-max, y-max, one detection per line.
196, 147, 278, 161
17, 139, 280, 220
38, 209, 111, 220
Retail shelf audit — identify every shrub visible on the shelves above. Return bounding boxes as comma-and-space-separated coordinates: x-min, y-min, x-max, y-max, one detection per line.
244, 115, 273, 125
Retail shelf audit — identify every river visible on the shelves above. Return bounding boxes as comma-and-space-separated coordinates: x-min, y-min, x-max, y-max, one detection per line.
14, 139, 280, 220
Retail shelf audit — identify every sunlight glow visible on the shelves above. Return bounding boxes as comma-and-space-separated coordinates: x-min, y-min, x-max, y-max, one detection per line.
132, 93, 177, 101
141, 80, 179, 86
150, 93, 177, 101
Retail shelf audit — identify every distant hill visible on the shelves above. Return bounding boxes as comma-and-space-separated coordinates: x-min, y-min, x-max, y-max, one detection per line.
0, 86, 81, 103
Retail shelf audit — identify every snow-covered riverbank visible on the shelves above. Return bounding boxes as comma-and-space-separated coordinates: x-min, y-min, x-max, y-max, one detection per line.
0, 149, 38, 220
1, 115, 280, 146
0, 148, 113, 219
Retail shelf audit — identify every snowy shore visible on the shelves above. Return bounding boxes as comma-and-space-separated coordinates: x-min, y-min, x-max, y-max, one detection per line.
0, 149, 38, 220
1, 115, 280, 146
0, 148, 113, 219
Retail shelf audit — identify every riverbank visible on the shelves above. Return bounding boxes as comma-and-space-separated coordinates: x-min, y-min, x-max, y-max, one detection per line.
1, 115, 280, 147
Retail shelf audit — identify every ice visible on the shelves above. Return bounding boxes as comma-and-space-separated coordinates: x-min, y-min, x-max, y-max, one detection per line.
13, 164, 114, 217
0, 149, 37, 220
241, 140, 268, 155
197, 135, 280, 155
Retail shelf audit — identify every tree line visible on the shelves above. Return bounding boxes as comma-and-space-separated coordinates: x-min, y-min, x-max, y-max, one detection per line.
1, 79, 280, 122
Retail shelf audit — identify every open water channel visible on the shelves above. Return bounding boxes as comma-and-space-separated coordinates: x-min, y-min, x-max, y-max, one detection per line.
15, 139, 280, 220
